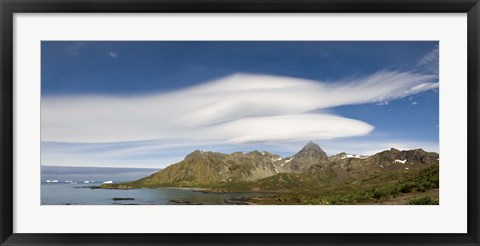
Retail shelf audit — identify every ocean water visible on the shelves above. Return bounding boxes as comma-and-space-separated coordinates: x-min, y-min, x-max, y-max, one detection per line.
41, 182, 269, 205
41, 166, 161, 183
41, 166, 272, 205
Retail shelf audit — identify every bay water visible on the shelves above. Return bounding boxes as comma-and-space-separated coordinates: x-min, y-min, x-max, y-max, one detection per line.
41, 166, 272, 205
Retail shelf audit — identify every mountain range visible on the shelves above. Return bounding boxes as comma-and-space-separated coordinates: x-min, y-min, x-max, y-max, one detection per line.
101, 141, 439, 191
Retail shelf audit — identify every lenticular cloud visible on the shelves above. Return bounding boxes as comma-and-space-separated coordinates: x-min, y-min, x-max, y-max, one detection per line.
41, 71, 438, 144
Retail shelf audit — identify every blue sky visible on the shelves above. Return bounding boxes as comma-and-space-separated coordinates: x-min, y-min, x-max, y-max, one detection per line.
41, 41, 439, 168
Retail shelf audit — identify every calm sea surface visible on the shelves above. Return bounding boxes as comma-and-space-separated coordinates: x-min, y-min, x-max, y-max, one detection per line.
41, 166, 271, 205
41, 182, 269, 205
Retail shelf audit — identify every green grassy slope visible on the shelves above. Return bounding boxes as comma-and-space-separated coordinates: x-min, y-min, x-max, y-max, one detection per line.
247, 163, 439, 205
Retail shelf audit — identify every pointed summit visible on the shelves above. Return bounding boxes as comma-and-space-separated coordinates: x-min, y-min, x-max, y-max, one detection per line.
295, 141, 327, 157
300, 141, 323, 152
289, 141, 329, 172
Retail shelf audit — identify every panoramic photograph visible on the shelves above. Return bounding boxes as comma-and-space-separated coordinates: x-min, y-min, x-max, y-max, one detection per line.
41, 41, 439, 205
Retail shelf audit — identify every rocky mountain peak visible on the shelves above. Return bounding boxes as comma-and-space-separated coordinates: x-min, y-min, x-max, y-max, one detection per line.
304, 141, 321, 150
288, 141, 329, 172
184, 150, 204, 160
105, 143, 440, 190
389, 148, 400, 153
295, 141, 328, 158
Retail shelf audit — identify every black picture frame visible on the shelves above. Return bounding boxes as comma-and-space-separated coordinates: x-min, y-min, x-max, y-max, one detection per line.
1, 0, 479, 245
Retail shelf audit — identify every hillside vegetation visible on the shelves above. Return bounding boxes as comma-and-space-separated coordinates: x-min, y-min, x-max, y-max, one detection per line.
101, 142, 439, 205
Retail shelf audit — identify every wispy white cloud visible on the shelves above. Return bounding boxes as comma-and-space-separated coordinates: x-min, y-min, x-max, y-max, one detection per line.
417, 46, 439, 74
66, 42, 85, 56
376, 101, 389, 106
41, 140, 220, 168
418, 46, 439, 66
108, 51, 118, 59
41, 137, 439, 168
41, 71, 438, 145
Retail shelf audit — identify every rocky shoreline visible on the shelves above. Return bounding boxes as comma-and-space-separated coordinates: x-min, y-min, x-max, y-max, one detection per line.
167, 196, 270, 205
